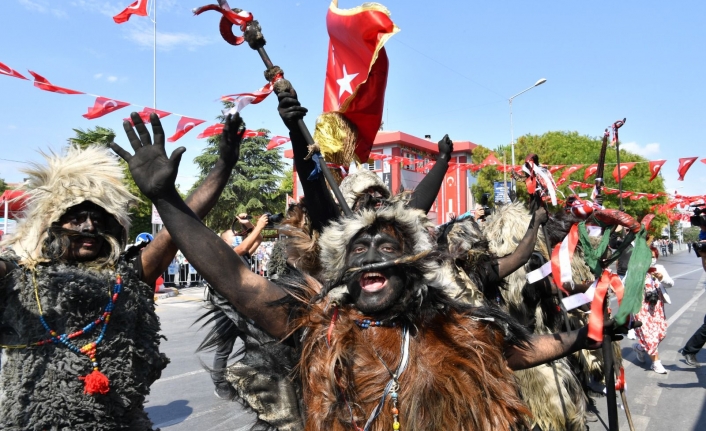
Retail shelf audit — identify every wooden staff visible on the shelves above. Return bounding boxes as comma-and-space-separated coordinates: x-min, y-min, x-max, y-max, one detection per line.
613, 118, 627, 211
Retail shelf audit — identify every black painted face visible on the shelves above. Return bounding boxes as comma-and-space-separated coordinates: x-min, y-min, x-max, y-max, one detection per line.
345, 228, 406, 315
57, 201, 107, 262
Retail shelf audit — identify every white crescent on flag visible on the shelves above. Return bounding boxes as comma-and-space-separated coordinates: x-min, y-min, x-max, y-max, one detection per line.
102, 99, 118, 108
183, 122, 196, 132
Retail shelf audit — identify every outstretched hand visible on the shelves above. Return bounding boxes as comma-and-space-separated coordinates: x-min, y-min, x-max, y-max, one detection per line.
110, 112, 185, 201
586, 318, 642, 349
437, 134, 454, 160
219, 113, 245, 166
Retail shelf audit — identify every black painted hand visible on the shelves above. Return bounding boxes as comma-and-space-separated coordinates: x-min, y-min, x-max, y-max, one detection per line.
438, 134, 453, 160
586, 318, 642, 349
219, 113, 245, 166
535, 207, 548, 225
277, 91, 308, 127
110, 112, 185, 201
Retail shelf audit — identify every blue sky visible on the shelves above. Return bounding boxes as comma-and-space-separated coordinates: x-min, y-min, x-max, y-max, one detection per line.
1, 0, 704, 197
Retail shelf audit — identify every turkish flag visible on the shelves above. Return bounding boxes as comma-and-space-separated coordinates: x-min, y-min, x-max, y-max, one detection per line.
124, 107, 171, 125
28, 71, 84, 95
0, 61, 27, 80
604, 188, 620, 195
481, 153, 501, 167
583, 164, 598, 180
321, 0, 399, 162
648, 160, 666, 182
82, 97, 130, 119
559, 164, 583, 183
548, 165, 565, 174
221, 81, 275, 116
677, 157, 698, 181
620, 192, 633, 198
242, 130, 266, 139
612, 162, 636, 183
167, 116, 206, 142
555, 177, 567, 186
387, 155, 412, 164
196, 123, 224, 139
267, 136, 291, 151
113, 0, 149, 24
367, 152, 389, 161
701, 158, 706, 165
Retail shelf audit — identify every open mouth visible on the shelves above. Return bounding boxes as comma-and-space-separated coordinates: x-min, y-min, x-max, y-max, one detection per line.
359, 272, 388, 293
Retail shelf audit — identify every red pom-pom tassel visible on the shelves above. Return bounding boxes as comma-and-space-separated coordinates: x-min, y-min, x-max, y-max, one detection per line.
79, 369, 110, 395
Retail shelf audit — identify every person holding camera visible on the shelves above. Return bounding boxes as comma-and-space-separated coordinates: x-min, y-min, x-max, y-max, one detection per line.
680, 223, 706, 367
632, 247, 673, 374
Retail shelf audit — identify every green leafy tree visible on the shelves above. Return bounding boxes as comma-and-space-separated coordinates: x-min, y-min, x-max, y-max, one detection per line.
0, 178, 7, 194
190, 107, 286, 233
471, 131, 668, 233
683, 226, 701, 243
67, 126, 152, 238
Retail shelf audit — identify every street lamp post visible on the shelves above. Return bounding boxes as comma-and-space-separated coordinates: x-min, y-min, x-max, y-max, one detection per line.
509, 78, 547, 194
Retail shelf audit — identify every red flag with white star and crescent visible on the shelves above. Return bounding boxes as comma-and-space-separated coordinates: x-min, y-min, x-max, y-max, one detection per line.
322, 0, 399, 162
113, 0, 149, 24
82, 97, 130, 120
167, 116, 206, 142
648, 159, 666, 182
612, 162, 636, 183
677, 157, 698, 181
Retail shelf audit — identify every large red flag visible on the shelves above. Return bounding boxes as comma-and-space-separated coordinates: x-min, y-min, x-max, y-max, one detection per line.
612, 162, 636, 183
28, 71, 84, 95
320, 0, 399, 162
113, 0, 149, 24
167, 116, 205, 142
267, 136, 291, 151
677, 157, 698, 181
583, 164, 598, 180
82, 97, 130, 119
124, 107, 171, 125
0, 61, 28, 80
648, 160, 666, 182
559, 164, 583, 182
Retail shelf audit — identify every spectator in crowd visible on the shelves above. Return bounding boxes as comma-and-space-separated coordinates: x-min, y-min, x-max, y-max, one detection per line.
680, 225, 706, 367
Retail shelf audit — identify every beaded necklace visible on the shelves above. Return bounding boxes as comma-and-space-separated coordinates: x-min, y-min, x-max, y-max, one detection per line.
31, 271, 122, 395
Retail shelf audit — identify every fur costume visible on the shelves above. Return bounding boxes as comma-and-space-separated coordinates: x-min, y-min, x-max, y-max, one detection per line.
1, 145, 138, 266
338, 169, 390, 209
202, 198, 535, 430
483, 202, 594, 431
0, 252, 169, 430
0, 145, 167, 430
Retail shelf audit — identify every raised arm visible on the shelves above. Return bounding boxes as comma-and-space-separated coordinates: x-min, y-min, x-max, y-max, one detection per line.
496, 207, 548, 279
111, 113, 291, 339
277, 92, 339, 232
408, 135, 452, 213
235, 214, 267, 257
134, 112, 244, 285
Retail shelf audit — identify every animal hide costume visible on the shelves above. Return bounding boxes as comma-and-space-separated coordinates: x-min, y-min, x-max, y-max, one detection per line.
201, 199, 536, 430
0, 145, 168, 430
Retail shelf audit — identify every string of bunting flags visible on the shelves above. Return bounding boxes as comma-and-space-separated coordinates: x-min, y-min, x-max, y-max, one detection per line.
0, 59, 290, 149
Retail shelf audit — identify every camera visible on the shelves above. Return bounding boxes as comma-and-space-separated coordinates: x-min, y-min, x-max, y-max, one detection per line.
690, 204, 706, 227
478, 193, 493, 221
264, 212, 284, 229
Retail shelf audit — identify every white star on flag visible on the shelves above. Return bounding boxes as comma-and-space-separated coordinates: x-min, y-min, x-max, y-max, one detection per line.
336, 64, 358, 99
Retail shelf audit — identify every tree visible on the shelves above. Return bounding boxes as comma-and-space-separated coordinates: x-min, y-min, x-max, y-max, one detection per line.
683, 226, 701, 243
190, 106, 286, 233
0, 178, 7, 194
470, 131, 668, 233
67, 126, 152, 238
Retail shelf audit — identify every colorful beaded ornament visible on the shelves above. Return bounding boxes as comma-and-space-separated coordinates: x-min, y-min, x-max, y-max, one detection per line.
33, 273, 123, 395
354, 318, 397, 328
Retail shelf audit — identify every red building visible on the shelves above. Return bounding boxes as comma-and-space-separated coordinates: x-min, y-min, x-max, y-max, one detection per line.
285, 131, 478, 225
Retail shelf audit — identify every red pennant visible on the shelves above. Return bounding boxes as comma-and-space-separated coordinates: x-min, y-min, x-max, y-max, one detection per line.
648, 160, 666, 182
82, 97, 130, 119
367, 152, 389, 161
677, 157, 698, 181
124, 108, 171, 125
113, 0, 149, 24
619, 191, 632, 198
0, 61, 28, 80
603, 188, 619, 195
167, 116, 206, 142
548, 165, 565, 174
387, 155, 413, 164
196, 123, 224, 139
583, 164, 598, 180
29, 71, 84, 95
267, 136, 291, 151
242, 130, 266, 139
480, 153, 501, 167
558, 164, 583, 183
701, 158, 706, 165
612, 162, 636, 183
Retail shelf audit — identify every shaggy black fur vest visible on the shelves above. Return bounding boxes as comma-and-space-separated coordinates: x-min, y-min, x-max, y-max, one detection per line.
0, 253, 169, 430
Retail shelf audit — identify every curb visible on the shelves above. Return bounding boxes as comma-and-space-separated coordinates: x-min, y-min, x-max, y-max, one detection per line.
154, 288, 179, 302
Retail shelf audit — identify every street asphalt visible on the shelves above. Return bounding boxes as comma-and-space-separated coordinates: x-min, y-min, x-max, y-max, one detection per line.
147, 246, 706, 430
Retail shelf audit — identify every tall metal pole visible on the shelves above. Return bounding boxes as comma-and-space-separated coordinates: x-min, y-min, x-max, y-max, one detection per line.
153, 0, 157, 109
509, 99, 515, 196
